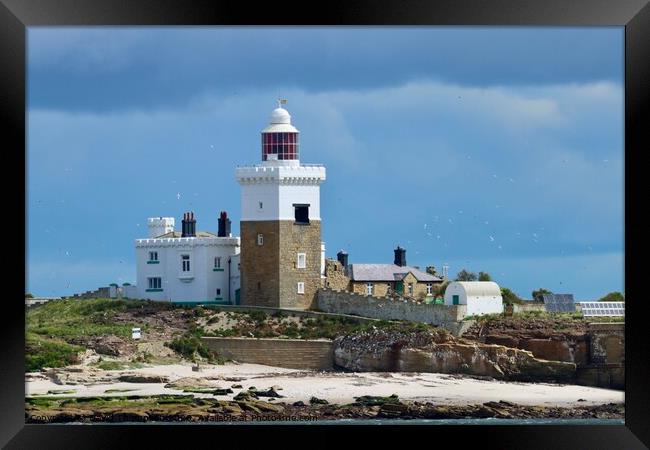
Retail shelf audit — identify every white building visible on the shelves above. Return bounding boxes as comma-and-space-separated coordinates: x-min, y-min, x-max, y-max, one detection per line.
444, 281, 503, 316
134, 213, 241, 304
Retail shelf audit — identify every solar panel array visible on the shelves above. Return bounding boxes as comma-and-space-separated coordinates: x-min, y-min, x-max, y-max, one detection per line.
542, 294, 576, 313
578, 302, 625, 317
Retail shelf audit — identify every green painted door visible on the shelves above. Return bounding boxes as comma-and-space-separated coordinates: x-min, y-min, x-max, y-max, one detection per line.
395, 282, 404, 295
452, 295, 459, 305
235, 289, 240, 305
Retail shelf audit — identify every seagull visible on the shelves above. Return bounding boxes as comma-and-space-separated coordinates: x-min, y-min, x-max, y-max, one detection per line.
177, 193, 181, 200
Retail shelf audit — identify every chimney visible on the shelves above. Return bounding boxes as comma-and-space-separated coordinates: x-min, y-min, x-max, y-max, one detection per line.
181, 212, 188, 237
189, 211, 196, 237
337, 250, 348, 267
218, 211, 231, 237
394, 246, 407, 267
181, 212, 196, 237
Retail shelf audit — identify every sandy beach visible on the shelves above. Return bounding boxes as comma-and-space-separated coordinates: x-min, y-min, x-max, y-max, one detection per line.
26, 362, 624, 407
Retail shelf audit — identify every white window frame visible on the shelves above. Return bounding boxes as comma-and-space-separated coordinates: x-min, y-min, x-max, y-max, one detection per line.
366, 283, 374, 295
408, 283, 414, 295
214, 256, 221, 269
297, 253, 306, 269
297, 282, 305, 294
426, 283, 433, 295
181, 254, 191, 272
148, 277, 162, 289
257, 234, 264, 246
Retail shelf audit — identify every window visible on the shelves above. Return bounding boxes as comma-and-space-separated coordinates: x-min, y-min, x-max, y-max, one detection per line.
257, 234, 264, 246
181, 254, 190, 272
149, 251, 158, 261
238, 263, 241, 271
214, 257, 221, 269
259, 201, 263, 210
426, 283, 433, 295
297, 253, 306, 269
293, 204, 310, 224
297, 282, 305, 294
216, 288, 221, 296
408, 283, 414, 295
366, 283, 374, 295
148, 277, 162, 290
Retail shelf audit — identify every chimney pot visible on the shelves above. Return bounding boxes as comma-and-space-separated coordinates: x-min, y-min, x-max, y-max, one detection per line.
394, 246, 407, 267
337, 250, 348, 267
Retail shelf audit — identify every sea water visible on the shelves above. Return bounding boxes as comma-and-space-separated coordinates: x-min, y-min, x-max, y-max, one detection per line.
69, 418, 624, 425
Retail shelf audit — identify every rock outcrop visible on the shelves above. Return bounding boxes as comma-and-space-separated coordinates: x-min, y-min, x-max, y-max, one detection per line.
462, 316, 590, 366
333, 328, 576, 382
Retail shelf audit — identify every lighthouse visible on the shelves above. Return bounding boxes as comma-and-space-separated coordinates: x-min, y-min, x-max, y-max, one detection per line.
236, 101, 326, 309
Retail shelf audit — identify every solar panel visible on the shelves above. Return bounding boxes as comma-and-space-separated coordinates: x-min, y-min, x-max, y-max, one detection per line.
578, 301, 625, 317
542, 294, 576, 313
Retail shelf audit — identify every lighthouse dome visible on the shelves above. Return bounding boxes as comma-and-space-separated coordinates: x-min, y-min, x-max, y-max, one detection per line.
262, 104, 299, 133
270, 106, 291, 124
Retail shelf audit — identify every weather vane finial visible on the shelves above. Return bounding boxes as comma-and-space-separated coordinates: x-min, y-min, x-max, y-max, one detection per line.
277, 98, 287, 108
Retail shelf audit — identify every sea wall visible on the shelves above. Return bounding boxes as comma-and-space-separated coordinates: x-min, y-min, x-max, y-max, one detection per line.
202, 337, 334, 370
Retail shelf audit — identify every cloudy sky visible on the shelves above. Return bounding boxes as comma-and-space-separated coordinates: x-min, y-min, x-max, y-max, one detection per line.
26, 27, 624, 300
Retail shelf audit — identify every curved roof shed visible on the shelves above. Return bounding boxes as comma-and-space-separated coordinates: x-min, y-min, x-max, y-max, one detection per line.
444, 281, 503, 316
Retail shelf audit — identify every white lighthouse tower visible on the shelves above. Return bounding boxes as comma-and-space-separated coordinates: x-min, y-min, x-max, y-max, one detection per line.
236, 101, 326, 309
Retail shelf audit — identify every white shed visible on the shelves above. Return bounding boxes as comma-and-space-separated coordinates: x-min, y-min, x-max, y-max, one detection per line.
444, 281, 503, 316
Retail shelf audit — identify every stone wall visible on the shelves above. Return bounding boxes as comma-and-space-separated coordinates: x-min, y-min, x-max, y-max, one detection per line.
240, 220, 322, 310
204, 304, 380, 323
350, 273, 433, 301
323, 258, 350, 291
588, 323, 624, 365
65, 287, 111, 300
513, 302, 546, 314
317, 288, 466, 332
278, 220, 322, 310
576, 365, 624, 390
351, 281, 391, 297
240, 221, 280, 308
201, 337, 334, 370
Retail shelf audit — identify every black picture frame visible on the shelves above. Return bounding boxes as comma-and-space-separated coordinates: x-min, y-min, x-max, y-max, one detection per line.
4, 0, 648, 448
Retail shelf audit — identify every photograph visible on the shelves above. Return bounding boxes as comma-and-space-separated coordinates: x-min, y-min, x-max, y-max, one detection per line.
23, 25, 628, 427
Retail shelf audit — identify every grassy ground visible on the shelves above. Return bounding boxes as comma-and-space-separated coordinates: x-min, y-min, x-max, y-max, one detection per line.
465, 310, 624, 324
200, 309, 404, 340
26, 298, 171, 371
25, 333, 84, 372
27, 298, 159, 338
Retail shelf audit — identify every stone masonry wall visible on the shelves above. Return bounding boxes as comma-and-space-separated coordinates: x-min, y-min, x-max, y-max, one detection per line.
350, 272, 433, 301
351, 281, 391, 297
317, 288, 466, 329
240, 221, 280, 307
323, 259, 350, 291
202, 337, 334, 370
588, 322, 625, 365
278, 220, 322, 310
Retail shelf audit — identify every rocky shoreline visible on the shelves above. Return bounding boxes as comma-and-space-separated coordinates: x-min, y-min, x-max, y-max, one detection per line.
25, 394, 624, 423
